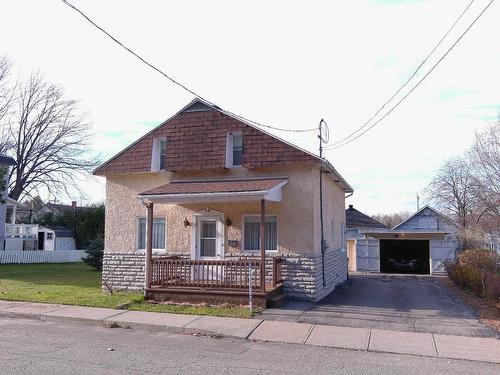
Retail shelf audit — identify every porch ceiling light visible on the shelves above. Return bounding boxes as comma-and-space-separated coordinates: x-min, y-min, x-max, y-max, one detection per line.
225, 218, 232, 227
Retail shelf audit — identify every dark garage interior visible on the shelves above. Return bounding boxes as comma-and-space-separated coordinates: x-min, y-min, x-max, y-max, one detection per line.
380, 240, 430, 274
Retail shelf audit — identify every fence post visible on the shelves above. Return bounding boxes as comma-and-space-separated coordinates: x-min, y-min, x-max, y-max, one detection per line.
248, 263, 254, 314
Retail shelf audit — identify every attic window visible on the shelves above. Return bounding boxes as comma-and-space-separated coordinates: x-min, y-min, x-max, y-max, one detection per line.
151, 137, 167, 172
226, 132, 243, 168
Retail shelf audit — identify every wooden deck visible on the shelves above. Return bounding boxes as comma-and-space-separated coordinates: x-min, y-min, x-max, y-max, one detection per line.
145, 257, 284, 307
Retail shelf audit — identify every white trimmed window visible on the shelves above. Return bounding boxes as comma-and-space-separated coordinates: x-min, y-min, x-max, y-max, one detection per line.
243, 216, 277, 251
137, 217, 166, 250
225, 132, 243, 168
151, 138, 167, 171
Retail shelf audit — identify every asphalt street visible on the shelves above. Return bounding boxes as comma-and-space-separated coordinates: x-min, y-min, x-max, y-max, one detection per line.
0, 317, 498, 374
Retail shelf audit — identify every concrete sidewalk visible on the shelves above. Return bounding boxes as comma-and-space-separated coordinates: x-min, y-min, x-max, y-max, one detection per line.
0, 300, 498, 364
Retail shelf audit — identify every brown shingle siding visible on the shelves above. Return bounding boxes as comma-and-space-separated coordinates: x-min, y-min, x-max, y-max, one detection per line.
94, 107, 317, 176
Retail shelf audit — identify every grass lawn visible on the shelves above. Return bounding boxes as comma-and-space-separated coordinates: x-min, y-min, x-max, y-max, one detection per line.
0, 263, 253, 318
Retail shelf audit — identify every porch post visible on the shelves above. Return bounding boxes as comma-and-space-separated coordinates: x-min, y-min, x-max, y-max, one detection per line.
260, 199, 266, 292
145, 202, 154, 291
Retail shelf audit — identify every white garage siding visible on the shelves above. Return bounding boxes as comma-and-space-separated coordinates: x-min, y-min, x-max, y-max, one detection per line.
430, 238, 457, 274
355, 239, 456, 275
355, 239, 380, 272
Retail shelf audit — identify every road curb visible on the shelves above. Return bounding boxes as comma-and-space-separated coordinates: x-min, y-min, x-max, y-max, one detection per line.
0, 303, 498, 364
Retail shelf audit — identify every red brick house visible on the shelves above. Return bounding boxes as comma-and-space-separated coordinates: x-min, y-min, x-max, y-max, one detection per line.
94, 99, 353, 306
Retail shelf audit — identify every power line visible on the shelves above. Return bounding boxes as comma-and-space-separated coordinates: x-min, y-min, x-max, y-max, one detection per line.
325, 0, 492, 150
328, 0, 494, 150
61, 0, 316, 133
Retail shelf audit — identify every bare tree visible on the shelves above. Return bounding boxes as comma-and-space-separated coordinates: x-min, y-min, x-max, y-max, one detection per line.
426, 156, 477, 228
469, 122, 500, 214
4, 72, 99, 201
0, 55, 14, 154
371, 211, 412, 228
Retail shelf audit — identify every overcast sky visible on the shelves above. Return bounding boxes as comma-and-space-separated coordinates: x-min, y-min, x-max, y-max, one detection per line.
1, 0, 498, 215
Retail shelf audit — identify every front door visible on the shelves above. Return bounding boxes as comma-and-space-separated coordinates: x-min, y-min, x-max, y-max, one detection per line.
193, 214, 224, 281
198, 219, 218, 259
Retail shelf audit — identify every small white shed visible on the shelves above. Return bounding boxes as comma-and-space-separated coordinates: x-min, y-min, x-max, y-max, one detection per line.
37, 226, 56, 251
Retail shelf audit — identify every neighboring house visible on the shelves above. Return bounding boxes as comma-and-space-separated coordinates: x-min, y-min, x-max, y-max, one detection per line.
0, 155, 76, 252
31, 201, 83, 221
4, 200, 58, 251
94, 99, 353, 305
347, 205, 458, 275
345, 204, 388, 272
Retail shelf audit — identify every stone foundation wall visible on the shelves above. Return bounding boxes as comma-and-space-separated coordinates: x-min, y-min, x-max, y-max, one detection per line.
314, 248, 348, 301
102, 253, 145, 292
102, 251, 347, 301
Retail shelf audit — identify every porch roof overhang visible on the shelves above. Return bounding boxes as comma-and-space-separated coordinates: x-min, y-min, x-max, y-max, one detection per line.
138, 177, 288, 204
360, 229, 450, 240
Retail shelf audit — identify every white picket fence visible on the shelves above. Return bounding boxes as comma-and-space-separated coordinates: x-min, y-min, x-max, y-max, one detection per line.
0, 250, 86, 264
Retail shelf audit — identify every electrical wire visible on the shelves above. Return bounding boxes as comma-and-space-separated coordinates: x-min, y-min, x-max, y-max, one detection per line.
325, 0, 490, 150
327, 0, 494, 150
61, 0, 316, 133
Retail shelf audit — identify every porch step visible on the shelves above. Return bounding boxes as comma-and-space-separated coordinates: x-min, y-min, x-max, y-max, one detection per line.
266, 293, 285, 308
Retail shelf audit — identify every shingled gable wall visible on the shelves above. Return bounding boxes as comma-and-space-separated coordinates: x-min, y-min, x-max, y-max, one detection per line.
94, 106, 317, 176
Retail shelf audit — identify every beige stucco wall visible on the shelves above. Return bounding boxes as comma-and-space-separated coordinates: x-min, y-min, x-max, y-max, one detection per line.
311, 168, 348, 253
104, 165, 320, 256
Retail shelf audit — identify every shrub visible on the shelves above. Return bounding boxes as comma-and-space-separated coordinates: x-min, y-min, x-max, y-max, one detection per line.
82, 235, 104, 271
457, 249, 498, 272
446, 249, 500, 300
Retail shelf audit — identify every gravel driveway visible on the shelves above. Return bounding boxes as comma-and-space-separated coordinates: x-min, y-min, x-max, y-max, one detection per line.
260, 274, 498, 338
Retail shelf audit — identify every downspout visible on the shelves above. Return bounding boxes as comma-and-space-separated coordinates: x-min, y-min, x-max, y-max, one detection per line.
344, 191, 353, 280
318, 122, 327, 288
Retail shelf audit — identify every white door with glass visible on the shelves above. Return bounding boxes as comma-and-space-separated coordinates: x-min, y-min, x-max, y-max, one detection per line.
194, 216, 224, 281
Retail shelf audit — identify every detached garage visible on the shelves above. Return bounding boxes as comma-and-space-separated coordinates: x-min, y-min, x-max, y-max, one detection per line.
346, 205, 458, 275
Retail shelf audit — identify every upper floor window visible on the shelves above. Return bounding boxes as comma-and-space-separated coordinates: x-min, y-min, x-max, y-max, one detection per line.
159, 139, 167, 170
151, 138, 167, 171
225, 132, 243, 168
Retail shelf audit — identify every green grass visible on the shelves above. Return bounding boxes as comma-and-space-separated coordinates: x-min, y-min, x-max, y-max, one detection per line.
128, 302, 258, 319
0, 263, 254, 318
0, 263, 143, 308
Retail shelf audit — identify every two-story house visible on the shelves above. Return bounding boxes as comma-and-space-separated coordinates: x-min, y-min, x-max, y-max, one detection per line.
94, 99, 353, 306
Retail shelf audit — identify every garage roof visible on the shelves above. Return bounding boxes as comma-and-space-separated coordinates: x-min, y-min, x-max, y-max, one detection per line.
360, 229, 449, 240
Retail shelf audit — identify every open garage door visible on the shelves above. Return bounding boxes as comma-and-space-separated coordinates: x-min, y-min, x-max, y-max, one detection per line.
380, 240, 430, 274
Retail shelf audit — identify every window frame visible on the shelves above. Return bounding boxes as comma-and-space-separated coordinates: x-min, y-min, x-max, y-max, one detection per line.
151, 137, 167, 172
225, 131, 243, 168
241, 214, 278, 252
136, 216, 167, 252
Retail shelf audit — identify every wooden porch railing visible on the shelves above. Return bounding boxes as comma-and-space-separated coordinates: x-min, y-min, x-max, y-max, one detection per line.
150, 257, 284, 290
